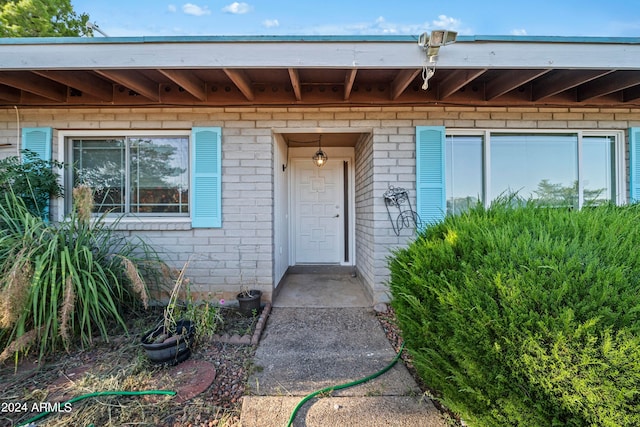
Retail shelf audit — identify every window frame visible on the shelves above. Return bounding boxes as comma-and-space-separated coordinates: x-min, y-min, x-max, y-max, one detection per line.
445, 128, 626, 210
57, 129, 192, 223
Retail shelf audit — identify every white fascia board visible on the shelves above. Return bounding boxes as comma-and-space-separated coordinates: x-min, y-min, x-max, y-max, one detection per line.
443, 41, 640, 69
1, 39, 640, 70
0, 41, 422, 70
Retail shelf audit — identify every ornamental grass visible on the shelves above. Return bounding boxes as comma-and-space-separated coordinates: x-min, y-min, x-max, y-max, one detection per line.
0, 187, 159, 364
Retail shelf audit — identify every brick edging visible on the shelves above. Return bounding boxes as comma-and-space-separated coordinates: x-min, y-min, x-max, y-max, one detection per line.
212, 303, 272, 346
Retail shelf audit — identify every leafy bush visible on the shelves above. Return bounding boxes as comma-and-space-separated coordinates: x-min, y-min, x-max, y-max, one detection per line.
0, 187, 159, 363
389, 200, 640, 426
0, 150, 63, 218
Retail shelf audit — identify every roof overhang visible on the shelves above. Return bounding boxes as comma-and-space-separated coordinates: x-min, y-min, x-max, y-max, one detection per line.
1, 35, 640, 108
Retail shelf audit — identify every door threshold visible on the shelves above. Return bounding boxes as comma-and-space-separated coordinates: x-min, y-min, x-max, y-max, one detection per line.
287, 265, 355, 275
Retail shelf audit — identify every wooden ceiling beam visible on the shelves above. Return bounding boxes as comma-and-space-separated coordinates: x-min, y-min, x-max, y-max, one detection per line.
287, 68, 302, 101
223, 68, 254, 101
0, 71, 67, 102
158, 69, 207, 101
344, 69, 357, 100
390, 69, 420, 100
438, 69, 487, 99
623, 85, 640, 102
33, 70, 113, 101
94, 69, 160, 102
532, 69, 613, 101
486, 69, 550, 100
1, 66, 640, 108
578, 70, 640, 101
0, 84, 21, 102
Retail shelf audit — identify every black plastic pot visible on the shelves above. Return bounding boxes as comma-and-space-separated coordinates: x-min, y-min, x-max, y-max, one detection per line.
237, 290, 262, 316
141, 319, 195, 365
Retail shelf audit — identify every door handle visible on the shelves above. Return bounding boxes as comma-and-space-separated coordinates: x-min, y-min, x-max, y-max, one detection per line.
333, 214, 340, 218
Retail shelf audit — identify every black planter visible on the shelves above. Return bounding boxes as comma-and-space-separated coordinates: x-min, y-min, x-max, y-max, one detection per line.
237, 290, 262, 316
141, 319, 195, 365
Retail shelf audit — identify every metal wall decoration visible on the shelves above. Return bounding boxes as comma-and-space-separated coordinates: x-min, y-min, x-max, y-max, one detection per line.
383, 185, 422, 236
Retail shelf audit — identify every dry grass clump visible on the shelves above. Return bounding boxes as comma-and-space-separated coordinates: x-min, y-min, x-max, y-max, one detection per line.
0, 253, 32, 329
72, 184, 94, 225
34, 347, 175, 426
59, 275, 76, 347
0, 328, 38, 364
118, 255, 150, 309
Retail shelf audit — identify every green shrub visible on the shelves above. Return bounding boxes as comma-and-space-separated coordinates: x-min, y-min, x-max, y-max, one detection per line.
0, 187, 160, 363
389, 200, 640, 426
0, 150, 63, 218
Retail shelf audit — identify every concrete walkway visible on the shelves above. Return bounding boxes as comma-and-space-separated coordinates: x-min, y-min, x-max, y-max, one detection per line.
240, 307, 447, 427
272, 265, 370, 308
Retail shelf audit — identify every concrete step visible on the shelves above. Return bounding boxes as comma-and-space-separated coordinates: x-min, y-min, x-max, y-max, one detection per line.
240, 395, 448, 427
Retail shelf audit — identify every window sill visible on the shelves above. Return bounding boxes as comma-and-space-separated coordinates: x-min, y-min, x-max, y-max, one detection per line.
101, 216, 192, 231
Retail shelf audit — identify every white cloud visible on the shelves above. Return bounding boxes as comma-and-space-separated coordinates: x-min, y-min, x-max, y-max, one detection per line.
371, 16, 399, 34
222, 2, 253, 14
236, 14, 469, 37
511, 28, 528, 36
332, 15, 467, 36
168, 4, 177, 13
183, 3, 211, 16
431, 15, 463, 32
263, 19, 279, 28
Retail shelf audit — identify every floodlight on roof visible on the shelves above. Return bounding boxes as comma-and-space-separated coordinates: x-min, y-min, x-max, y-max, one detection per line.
418, 30, 457, 62
417, 30, 457, 90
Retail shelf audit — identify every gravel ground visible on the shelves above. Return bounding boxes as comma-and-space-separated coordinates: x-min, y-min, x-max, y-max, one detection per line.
376, 306, 461, 426
1, 305, 455, 427
0, 308, 256, 427
160, 340, 255, 426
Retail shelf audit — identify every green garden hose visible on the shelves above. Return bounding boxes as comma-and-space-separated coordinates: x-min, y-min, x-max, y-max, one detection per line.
17, 389, 176, 427
286, 342, 405, 427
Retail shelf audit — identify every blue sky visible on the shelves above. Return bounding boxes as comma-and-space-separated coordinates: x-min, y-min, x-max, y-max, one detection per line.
72, 0, 640, 38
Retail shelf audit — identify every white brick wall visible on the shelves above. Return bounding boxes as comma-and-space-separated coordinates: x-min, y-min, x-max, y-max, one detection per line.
0, 105, 638, 304
355, 132, 375, 301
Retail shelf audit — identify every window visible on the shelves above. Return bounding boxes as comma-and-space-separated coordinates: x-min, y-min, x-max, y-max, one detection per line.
447, 131, 621, 214
446, 135, 482, 215
583, 135, 616, 205
490, 133, 578, 207
71, 136, 189, 215
418, 127, 625, 221
62, 127, 222, 228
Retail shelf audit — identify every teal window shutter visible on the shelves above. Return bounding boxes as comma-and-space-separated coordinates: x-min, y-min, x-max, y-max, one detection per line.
416, 126, 446, 225
191, 127, 222, 228
21, 127, 53, 220
22, 127, 52, 161
630, 127, 640, 203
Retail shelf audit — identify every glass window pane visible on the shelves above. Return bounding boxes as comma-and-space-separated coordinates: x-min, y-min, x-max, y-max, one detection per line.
73, 139, 125, 213
446, 135, 483, 215
490, 134, 578, 207
583, 136, 615, 205
129, 137, 189, 214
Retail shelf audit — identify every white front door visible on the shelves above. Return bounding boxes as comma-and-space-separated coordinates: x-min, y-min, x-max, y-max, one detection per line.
293, 159, 343, 264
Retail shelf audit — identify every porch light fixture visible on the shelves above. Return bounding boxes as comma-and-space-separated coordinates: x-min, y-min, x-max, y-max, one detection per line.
312, 137, 328, 167
417, 30, 457, 90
